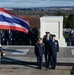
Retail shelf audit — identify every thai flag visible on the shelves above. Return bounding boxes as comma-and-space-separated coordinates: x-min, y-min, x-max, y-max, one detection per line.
0, 8, 30, 34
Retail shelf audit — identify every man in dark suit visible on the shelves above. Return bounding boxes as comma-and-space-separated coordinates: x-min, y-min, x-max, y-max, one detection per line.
51, 35, 59, 69
35, 38, 45, 69
43, 32, 52, 68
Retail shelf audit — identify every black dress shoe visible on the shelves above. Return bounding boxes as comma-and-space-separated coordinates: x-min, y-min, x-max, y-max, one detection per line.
39, 67, 42, 69
46, 66, 49, 68
51, 67, 55, 69
37, 67, 42, 69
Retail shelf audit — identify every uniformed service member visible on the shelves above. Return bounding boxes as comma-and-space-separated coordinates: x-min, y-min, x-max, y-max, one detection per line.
50, 35, 59, 69
0, 45, 5, 56
1, 30, 5, 45
35, 38, 45, 69
43, 32, 52, 68
8, 30, 13, 45
69, 29, 74, 46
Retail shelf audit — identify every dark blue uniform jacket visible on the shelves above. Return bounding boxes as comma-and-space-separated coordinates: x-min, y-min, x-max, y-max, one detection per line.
35, 43, 45, 56
51, 40, 59, 56
43, 37, 52, 55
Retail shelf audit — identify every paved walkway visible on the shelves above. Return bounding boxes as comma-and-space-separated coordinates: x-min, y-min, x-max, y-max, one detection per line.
0, 46, 74, 75
0, 66, 72, 75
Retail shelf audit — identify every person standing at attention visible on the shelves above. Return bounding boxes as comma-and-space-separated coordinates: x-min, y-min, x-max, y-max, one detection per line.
35, 38, 45, 69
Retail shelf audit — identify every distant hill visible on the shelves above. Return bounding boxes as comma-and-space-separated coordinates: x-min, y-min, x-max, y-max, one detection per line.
5, 6, 74, 29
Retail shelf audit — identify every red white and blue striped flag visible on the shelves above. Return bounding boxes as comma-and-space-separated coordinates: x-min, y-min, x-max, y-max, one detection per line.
0, 8, 30, 34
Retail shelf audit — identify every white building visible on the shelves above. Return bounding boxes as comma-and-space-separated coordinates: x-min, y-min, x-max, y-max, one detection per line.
40, 16, 67, 47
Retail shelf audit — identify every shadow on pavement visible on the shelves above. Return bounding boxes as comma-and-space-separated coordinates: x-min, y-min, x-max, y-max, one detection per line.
1, 56, 74, 69
1, 56, 37, 69
2, 49, 23, 53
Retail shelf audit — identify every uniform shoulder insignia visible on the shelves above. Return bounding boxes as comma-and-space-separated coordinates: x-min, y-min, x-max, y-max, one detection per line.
42, 43, 45, 45
35, 43, 36, 44
43, 35, 46, 38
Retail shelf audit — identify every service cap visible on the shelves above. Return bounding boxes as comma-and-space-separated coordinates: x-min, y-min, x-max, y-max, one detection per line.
45, 32, 50, 34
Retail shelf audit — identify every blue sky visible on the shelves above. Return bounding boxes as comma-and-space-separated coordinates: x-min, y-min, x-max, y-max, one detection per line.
0, 0, 74, 8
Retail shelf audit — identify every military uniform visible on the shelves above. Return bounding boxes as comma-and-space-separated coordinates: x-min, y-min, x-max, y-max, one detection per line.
51, 39, 59, 69
43, 35, 52, 68
35, 42, 45, 69
31, 28, 38, 45
8, 30, 13, 45
5, 30, 13, 45
0, 46, 5, 56
71, 34, 74, 46
1, 30, 5, 45
69, 30, 74, 46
